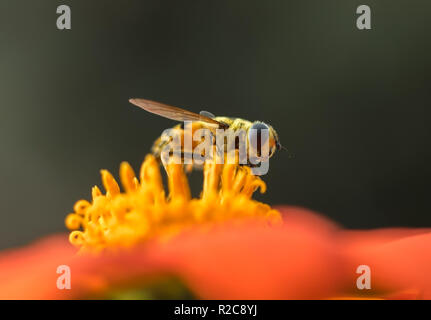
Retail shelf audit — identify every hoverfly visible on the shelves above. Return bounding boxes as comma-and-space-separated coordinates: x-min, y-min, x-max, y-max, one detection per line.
129, 98, 282, 172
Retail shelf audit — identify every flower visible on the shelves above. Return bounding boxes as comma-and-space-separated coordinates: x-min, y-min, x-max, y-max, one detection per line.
1, 206, 430, 299
65, 155, 281, 253
0, 155, 430, 299
0, 206, 431, 299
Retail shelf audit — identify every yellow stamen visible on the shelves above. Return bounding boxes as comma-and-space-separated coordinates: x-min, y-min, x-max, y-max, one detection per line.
66, 154, 282, 253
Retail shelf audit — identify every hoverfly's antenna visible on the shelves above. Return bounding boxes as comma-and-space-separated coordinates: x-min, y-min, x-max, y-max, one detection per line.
276, 141, 287, 152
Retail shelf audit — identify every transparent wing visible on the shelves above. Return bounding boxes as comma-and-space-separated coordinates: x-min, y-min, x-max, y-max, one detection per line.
199, 110, 216, 119
129, 98, 224, 128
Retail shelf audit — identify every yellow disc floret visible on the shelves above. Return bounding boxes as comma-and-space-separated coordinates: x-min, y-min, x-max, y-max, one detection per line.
66, 155, 281, 253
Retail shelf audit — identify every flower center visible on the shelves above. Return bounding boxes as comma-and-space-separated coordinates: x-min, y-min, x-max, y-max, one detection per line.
66, 154, 281, 253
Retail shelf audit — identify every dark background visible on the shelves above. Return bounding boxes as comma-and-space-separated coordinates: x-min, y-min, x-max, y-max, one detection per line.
0, 0, 430, 249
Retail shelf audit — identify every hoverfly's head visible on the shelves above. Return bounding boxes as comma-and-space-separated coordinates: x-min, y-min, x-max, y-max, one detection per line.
248, 121, 282, 159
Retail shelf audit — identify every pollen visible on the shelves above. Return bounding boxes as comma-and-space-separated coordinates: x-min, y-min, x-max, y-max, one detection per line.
66, 155, 282, 253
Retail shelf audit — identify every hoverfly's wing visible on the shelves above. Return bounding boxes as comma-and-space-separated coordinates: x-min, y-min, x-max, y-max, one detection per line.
129, 98, 226, 128
199, 110, 216, 119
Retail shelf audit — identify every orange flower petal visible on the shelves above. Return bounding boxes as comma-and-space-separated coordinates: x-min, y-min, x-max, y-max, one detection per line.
1, 206, 430, 300
341, 228, 431, 298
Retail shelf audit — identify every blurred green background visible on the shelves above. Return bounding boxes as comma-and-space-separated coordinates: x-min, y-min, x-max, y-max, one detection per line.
0, 0, 430, 249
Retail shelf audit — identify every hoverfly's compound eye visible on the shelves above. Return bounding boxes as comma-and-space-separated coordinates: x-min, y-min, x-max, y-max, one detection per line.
250, 122, 270, 132
249, 122, 270, 157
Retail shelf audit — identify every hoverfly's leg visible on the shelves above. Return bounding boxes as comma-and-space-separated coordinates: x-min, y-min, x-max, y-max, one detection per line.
161, 160, 169, 177
151, 136, 165, 163
151, 136, 176, 176
181, 152, 204, 172
182, 151, 194, 173
151, 123, 183, 168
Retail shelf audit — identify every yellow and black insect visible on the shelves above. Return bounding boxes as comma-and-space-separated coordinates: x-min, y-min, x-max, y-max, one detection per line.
129, 98, 282, 170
